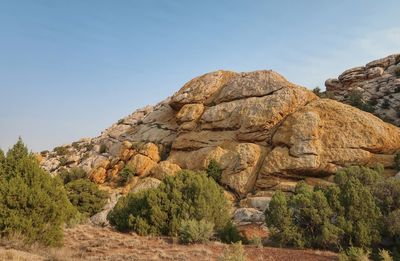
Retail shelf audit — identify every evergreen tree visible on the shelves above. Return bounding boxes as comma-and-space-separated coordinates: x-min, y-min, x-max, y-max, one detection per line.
108, 170, 230, 236
0, 139, 77, 246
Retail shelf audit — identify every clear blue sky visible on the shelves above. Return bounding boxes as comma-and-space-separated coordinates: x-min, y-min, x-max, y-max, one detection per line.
0, 0, 399, 152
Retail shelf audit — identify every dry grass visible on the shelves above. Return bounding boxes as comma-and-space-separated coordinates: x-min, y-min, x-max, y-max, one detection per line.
0, 224, 338, 261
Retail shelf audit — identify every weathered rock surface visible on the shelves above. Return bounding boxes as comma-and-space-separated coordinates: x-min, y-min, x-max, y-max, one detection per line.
90, 192, 120, 227
130, 177, 161, 194
41, 67, 400, 201
325, 54, 400, 126
233, 208, 265, 225
150, 161, 181, 180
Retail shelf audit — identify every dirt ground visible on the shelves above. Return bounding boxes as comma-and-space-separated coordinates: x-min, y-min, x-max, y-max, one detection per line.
0, 224, 338, 261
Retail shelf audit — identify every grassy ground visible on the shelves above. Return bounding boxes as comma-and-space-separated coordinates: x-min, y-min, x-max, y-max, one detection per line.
0, 224, 338, 261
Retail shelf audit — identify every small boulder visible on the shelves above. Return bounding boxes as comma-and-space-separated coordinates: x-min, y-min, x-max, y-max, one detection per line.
90, 193, 120, 227
151, 161, 181, 180
90, 167, 107, 184
233, 208, 265, 225
128, 154, 157, 177
130, 177, 161, 194
139, 143, 161, 162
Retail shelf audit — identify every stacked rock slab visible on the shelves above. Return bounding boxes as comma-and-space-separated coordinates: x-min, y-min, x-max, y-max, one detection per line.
41, 68, 400, 203
325, 54, 400, 126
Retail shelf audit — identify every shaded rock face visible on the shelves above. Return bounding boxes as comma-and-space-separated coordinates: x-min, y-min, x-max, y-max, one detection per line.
41, 69, 400, 199
325, 54, 400, 126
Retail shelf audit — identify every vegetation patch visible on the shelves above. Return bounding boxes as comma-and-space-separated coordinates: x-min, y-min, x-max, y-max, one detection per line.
207, 159, 222, 183
65, 179, 108, 217
265, 165, 400, 256
178, 219, 214, 244
0, 139, 77, 246
348, 90, 374, 113
118, 165, 136, 186
107, 170, 230, 237
54, 146, 69, 156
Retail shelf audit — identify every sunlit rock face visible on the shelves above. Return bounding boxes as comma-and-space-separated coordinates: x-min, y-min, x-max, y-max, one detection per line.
41, 68, 400, 198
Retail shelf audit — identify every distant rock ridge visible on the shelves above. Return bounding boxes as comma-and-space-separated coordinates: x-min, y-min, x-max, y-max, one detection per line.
325, 53, 400, 126
41, 67, 400, 208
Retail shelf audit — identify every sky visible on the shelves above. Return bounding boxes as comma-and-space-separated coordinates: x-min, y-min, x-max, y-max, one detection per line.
0, 0, 399, 152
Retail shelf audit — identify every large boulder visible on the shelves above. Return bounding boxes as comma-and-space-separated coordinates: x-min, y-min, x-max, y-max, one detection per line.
130, 177, 161, 194
169, 70, 236, 110
256, 99, 400, 190
151, 161, 182, 180
127, 154, 157, 177
41, 67, 400, 201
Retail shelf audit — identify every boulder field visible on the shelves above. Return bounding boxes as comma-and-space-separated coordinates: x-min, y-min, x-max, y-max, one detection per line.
41, 68, 400, 205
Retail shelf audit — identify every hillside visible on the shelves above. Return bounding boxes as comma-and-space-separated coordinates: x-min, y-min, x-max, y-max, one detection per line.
37, 63, 400, 236
325, 53, 400, 125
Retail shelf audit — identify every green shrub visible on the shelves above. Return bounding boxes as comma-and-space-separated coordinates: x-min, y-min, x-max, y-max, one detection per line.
338, 247, 370, 261
248, 236, 262, 248
0, 139, 77, 246
71, 142, 80, 149
349, 90, 363, 108
333, 168, 382, 249
265, 166, 383, 250
207, 159, 222, 182
99, 144, 108, 154
395, 152, 400, 171
372, 177, 400, 247
59, 157, 67, 166
218, 241, 246, 261
265, 190, 305, 248
382, 99, 391, 109
379, 249, 393, 261
84, 143, 94, 151
218, 222, 243, 244
107, 170, 230, 236
59, 167, 87, 185
178, 219, 214, 244
0, 149, 4, 176
54, 146, 68, 156
118, 165, 136, 186
313, 87, 322, 97
65, 179, 108, 217
348, 90, 374, 113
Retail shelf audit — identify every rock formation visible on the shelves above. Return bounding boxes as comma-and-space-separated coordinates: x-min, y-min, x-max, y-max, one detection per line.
325, 54, 400, 126
41, 68, 400, 207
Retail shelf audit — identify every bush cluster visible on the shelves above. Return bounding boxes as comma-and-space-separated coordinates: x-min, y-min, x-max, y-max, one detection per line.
348, 90, 374, 113
107, 170, 230, 237
266, 165, 400, 254
118, 165, 136, 186
207, 159, 222, 183
178, 219, 214, 244
54, 146, 68, 156
0, 139, 77, 246
218, 222, 243, 244
60, 168, 108, 217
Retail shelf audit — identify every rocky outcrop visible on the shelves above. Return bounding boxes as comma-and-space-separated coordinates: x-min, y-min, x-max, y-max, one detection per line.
41, 68, 400, 200
325, 54, 400, 126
